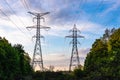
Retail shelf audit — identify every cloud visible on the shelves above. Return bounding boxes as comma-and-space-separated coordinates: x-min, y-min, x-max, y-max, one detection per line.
101, 0, 120, 16
43, 20, 105, 39
42, 48, 90, 70
78, 48, 90, 65
43, 52, 69, 70
44, 53, 67, 61
27, 0, 88, 25
79, 48, 90, 58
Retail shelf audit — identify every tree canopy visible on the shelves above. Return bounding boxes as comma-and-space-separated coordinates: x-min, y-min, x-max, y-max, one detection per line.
84, 28, 120, 80
0, 37, 33, 80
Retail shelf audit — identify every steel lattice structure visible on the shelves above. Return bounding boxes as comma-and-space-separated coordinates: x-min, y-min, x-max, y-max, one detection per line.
27, 12, 50, 71
65, 24, 84, 71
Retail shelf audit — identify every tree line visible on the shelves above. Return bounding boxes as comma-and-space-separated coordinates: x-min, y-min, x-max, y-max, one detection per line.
0, 37, 33, 80
84, 28, 120, 79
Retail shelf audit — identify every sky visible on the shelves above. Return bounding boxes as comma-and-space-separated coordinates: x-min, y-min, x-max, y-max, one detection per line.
0, 0, 120, 71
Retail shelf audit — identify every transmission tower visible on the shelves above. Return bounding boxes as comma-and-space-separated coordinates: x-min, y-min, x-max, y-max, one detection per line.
26, 12, 50, 71
65, 24, 84, 71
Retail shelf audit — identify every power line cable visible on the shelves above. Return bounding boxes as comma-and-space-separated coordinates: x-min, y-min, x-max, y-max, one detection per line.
4, 0, 32, 37
72, 0, 85, 24
4, 0, 26, 26
0, 8, 30, 39
23, 0, 30, 10
20, 0, 30, 11
77, 0, 105, 42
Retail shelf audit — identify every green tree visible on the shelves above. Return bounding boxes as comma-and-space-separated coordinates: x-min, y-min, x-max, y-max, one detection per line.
0, 37, 33, 80
0, 37, 20, 80
14, 44, 33, 76
73, 68, 84, 80
84, 28, 118, 80
109, 28, 120, 79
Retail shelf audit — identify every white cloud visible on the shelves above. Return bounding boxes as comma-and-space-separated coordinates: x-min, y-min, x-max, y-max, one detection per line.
41, 48, 90, 71
43, 21, 105, 39
44, 53, 67, 61
101, 0, 120, 16
79, 48, 90, 58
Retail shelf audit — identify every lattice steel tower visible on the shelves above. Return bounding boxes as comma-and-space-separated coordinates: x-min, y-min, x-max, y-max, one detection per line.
27, 12, 50, 71
65, 24, 84, 71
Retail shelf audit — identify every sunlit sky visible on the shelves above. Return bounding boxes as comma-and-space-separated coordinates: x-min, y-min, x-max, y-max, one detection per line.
0, 0, 120, 70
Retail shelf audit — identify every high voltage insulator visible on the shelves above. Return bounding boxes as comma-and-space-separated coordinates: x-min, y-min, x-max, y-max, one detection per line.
65, 24, 84, 71
26, 11, 50, 71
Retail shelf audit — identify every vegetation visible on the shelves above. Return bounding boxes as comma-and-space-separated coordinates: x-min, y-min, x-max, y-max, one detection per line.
0, 37, 33, 80
0, 28, 120, 80
84, 28, 120, 80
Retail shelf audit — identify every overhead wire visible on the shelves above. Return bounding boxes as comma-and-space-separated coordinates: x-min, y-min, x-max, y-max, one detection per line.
81, 0, 105, 51
20, 0, 30, 11
72, 0, 85, 24
0, 8, 31, 40
67, 0, 105, 64
81, 0, 105, 30
4, 0, 26, 28
23, 0, 30, 10
20, 0, 33, 18
20, 0, 36, 39
73, 0, 105, 43
4, 0, 32, 39
100, 1, 120, 29
59, 0, 86, 70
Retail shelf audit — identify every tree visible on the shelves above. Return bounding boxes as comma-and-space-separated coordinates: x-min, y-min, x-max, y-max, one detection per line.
14, 44, 33, 76
73, 68, 84, 80
0, 37, 20, 79
84, 28, 118, 79
109, 28, 120, 79
0, 37, 33, 79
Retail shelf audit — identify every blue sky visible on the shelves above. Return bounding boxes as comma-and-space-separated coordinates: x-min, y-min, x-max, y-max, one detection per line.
0, 0, 120, 70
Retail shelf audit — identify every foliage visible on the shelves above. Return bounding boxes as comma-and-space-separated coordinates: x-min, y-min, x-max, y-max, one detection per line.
84, 28, 120, 80
109, 28, 120, 79
0, 37, 33, 80
73, 68, 84, 80
32, 71, 74, 80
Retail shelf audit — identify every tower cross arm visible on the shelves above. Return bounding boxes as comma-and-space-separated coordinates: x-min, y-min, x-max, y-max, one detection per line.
28, 12, 38, 16
40, 25, 51, 30
26, 25, 51, 30
28, 11, 50, 17
65, 35, 85, 38
26, 26, 36, 29
65, 35, 74, 38
40, 12, 50, 17
32, 35, 45, 38
77, 35, 85, 38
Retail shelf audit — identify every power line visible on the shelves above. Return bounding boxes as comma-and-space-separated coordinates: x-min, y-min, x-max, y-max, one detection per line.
4, 0, 26, 26
76, 0, 105, 41
23, 0, 30, 10
4, 0, 32, 37
20, 0, 33, 19
0, 9, 30, 39
20, 0, 30, 11
83, 0, 104, 24
72, 0, 85, 24
20, 0, 29, 10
